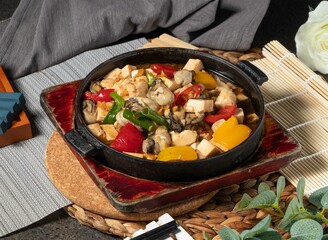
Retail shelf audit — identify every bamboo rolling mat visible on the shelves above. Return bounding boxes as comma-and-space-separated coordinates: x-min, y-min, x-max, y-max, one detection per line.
250, 41, 328, 197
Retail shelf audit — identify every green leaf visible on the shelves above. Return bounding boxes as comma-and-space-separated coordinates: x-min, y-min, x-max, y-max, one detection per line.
278, 198, 301, 231
240, 230, 250, 239
290, 219, 323, 240
322, 234, 328, 240
243, 215, 271, 239
235, 193, 252, 211
309, 186, 328, 208
297, 177, 305, 208
258, 182, 271, 193
246, 191, 276, 209
274, 176, 285, 205
251, 230, 282, 240
218, 227, 240, 240
321, 191, 328, 209
202, 231, 212, 240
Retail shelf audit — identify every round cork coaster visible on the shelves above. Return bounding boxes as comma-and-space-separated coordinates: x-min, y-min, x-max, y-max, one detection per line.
45, 131, 216, 221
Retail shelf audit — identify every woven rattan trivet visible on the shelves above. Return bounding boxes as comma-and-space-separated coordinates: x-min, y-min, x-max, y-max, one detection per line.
46, 131, 217, 220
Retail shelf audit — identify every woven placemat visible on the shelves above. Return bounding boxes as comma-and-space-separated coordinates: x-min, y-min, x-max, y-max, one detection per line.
65, 173, 299, 240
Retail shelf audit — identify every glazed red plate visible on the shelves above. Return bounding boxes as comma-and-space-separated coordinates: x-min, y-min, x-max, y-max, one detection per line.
40, 80, 301, 213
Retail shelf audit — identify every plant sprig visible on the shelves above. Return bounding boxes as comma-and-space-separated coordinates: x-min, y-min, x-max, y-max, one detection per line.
203, 176, 328, 240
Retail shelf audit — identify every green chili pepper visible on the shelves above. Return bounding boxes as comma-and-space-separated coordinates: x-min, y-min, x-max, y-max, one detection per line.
146, 71, 156, 86
103, 92, 125, 124
110, 92, 125, 107
123, 109, 156, 132
141, 108, 170, 129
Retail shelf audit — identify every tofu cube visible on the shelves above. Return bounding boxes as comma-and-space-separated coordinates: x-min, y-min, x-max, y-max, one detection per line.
183, 59, 204, 71
96, 102, 113, 122
100, 124, 118, 142
184, 99, 214, 113
120, 65, 137, 79
196, 139, 220, 158
161, 77, 180, 91
103, 68, 121, 81
131, 68, 145, 78
234, 108, 244, 124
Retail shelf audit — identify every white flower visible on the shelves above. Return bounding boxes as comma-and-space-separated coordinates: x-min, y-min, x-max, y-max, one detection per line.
295, 1, 328, 74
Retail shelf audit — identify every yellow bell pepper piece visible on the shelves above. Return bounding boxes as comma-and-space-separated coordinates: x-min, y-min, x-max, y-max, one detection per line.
157, 146, 198, 161
194, 71, 217, 89
213, 116, 251, 151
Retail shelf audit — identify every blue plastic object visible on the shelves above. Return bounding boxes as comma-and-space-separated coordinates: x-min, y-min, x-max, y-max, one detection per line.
0, 92, 26, 134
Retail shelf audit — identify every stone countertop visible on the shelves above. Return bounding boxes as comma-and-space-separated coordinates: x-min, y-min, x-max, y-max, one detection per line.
0, 0, 324, 239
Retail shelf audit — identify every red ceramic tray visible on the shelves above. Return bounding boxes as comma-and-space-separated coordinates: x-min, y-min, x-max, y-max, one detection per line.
41, 80, 301, 213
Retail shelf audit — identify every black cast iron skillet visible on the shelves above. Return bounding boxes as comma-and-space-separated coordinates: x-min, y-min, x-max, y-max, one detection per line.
65, 48, 267, 182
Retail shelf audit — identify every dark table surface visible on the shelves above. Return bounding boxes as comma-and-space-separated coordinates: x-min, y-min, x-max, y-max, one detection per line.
0, 0, 324, 239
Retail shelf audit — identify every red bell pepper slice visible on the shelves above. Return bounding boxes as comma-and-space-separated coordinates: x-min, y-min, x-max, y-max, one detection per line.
83, 89, 114, 102
150, 64, 175, 78
205, 105, 237, 123
174, 84, 203, 106
110, 123, 144, 153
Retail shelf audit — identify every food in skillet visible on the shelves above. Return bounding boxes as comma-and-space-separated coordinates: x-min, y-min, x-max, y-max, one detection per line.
82, 59, 259, 161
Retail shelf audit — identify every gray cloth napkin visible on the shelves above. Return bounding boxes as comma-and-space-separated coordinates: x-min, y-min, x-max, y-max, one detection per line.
0, 0, 270, 80
0, 38, 148, 237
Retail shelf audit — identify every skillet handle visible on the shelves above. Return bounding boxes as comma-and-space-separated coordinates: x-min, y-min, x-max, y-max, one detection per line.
64, 128, 99, 157
236, 60, 268, 85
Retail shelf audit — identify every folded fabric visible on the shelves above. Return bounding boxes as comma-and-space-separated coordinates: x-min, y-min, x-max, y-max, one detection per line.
0, 0, 270, 80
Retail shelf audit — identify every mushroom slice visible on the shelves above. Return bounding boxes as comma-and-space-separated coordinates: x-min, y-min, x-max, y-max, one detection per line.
167, 114, 184, 132
147, 79, 175, 106
125, 97, 160, 112
142, 138, 157, 154
143, 126, 171, 154
185, 113, 205, 125
184, 99, 214, 113
215, 88, 237, 108
125, 98, 143, 112
82, 100, 97, 124
174, 69, 193, 85
152, 126, 171, 152
171, 130, 198, 146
